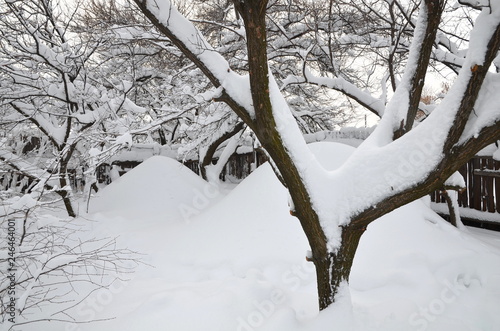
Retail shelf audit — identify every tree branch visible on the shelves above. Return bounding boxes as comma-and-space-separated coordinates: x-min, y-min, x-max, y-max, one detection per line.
132, 0, 255, 127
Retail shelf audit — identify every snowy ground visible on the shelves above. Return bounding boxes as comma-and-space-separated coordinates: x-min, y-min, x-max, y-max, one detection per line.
11, 142, 500, 331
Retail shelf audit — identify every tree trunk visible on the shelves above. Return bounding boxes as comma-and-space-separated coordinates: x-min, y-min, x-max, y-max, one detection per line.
312, 225, 365, 309
237, 0, 356, 309
59, 189, 76, 218
57, 154, 76, 217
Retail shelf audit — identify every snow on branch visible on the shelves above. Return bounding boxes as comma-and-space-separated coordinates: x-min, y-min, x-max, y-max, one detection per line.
0, 149, 51, 183
281, 68, 385, 117
458, 73, 500, 144
307, 1, 500, 247
10, 102, 67, 148
133, 0, 255, 122
458, 0, 491, 11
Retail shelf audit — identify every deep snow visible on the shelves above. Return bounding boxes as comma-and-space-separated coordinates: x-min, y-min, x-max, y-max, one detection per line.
13, 142, 500, 331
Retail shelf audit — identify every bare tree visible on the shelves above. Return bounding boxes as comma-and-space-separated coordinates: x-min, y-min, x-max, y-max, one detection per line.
0, 202, 139, 329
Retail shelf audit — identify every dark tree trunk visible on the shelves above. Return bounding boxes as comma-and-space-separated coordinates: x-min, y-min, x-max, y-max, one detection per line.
442, 190, 458, 227
57, 149, 77, 218
237, 0, 338, 308
59, 188, 76, 218
313, 226, 365, 309
401, 0, 445, 133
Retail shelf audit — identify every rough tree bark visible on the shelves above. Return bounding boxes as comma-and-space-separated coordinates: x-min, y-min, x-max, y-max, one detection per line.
234, 0, 339, 308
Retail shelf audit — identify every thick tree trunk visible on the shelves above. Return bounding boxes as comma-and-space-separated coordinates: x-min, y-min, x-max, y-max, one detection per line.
237, 0, 353, 309
313, 225, 365, 309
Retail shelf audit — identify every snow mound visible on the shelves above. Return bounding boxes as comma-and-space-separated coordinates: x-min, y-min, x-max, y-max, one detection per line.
89, 155, 208, 222
173, 141, 355, 269
308, 141, 355, 171
179, 162, 307, 268
349, 199, 500, 330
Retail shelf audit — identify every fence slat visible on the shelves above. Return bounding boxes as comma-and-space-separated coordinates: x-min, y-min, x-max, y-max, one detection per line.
459, 163, 469, 207
495, 159, 500, 213
468, 159, 475, 209
485, 158, 495, 212
472, 158, 482, 211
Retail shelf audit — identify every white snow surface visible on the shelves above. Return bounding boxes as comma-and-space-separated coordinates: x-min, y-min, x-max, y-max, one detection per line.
16, 142, 500, 331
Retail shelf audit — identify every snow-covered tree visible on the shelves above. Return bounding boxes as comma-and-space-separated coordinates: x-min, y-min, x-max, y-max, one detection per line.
0, 0, 154, 216
79, 0, 356, 181
0, 0, 98, 216
133, 0, 500, 310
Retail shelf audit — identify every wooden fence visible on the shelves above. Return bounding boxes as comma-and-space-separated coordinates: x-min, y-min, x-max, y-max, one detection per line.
430, 156, 500, 213
183, 151, 268, 181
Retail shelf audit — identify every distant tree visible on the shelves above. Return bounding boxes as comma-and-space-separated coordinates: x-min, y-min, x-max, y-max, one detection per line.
0, 0, 88, 215
0, 0, 157, 215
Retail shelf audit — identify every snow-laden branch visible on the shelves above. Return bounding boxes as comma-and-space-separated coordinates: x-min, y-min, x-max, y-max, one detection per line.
281, 68, 385, 117
133, 0, 255, 123
204, 132, 241, 183
5, 1, 75, 78
0, 150, 60, 201
383, 0, 445, 136
310, 3, 500, 248
458, 72, 500, 144
10, 102, 67, 148
432, 48, 466, 70
434, 31, 467, 70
